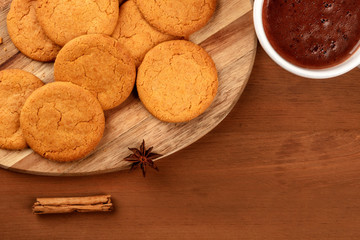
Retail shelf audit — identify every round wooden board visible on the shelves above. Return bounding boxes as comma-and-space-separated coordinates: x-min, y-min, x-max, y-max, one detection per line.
0, 0, 257, 176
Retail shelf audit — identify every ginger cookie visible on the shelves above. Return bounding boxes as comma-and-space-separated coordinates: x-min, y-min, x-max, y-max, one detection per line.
7, 0, 60, 62
54, 34, 136, 110
20, 82, 105, 162
134, 0, 217, 37
35, 0, 120, 46
112, 0, 177, 67
137, 40, 218, 123
0, 69, 44, 150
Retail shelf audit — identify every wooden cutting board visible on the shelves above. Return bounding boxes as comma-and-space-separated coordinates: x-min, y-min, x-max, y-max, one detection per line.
0, 0, 257, 176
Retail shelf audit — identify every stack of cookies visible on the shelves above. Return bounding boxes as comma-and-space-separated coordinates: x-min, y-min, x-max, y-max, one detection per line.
1, 0, 218, 162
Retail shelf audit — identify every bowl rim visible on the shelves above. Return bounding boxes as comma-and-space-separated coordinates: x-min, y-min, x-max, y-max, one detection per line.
253, 0, 360, 79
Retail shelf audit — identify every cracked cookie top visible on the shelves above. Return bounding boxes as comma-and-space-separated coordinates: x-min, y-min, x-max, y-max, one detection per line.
35, 0, 120, 46
137, 40, 218, 123
7, 0, 61, 62
111, 0, 177, 67
134, 0, 217, 37
20, 82, 105, 162
54, 34, 136, 110
0, 69, 44, 150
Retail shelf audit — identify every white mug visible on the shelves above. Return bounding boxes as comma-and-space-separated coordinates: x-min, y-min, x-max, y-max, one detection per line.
253, 0, 360, 79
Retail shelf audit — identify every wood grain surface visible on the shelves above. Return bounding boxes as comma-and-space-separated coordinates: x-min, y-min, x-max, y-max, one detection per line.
1, 47, 360, 239
0, 0, 256, 175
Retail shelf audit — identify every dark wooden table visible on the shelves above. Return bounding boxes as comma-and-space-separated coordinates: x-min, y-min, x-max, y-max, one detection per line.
1, 46, 360, 240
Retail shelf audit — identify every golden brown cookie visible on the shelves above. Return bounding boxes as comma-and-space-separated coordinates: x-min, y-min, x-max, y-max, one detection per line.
137, 40, 218, 123
112, 0, 177, 67
20, 82, 105, 162
54, 34, 136, 110
35, 0, 120, 46
0, 69, 44, 150
134, 0, 217, 37
6, 0, 61, 62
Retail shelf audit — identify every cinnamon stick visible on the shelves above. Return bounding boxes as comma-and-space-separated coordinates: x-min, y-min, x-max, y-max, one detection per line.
32, 195, 113, 214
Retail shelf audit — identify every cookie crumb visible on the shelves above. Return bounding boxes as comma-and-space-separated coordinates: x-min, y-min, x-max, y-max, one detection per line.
3, 47, 7, 52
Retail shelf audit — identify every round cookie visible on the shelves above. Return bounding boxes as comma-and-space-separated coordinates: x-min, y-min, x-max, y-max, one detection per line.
20, 82, 105, 162
35, 0, 120, 46
137, 40, 218, 123
0, 69, 44, 150
112, 0, 177, 67
54, 34, 136, 110
6, 0, 60, 62
134, 0, 217, 37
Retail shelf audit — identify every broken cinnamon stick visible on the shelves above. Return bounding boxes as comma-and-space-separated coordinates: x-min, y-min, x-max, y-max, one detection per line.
32, 195, 113, 214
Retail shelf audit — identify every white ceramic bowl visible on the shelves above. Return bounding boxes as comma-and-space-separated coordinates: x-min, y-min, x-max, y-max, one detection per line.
253, 0, 360, 79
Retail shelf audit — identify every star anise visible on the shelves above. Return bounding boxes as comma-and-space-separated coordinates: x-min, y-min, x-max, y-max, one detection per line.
124, 140, 162, 177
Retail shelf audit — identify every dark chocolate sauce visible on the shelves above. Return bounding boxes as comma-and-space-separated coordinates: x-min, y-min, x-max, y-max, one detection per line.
263, 0, 360, 69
